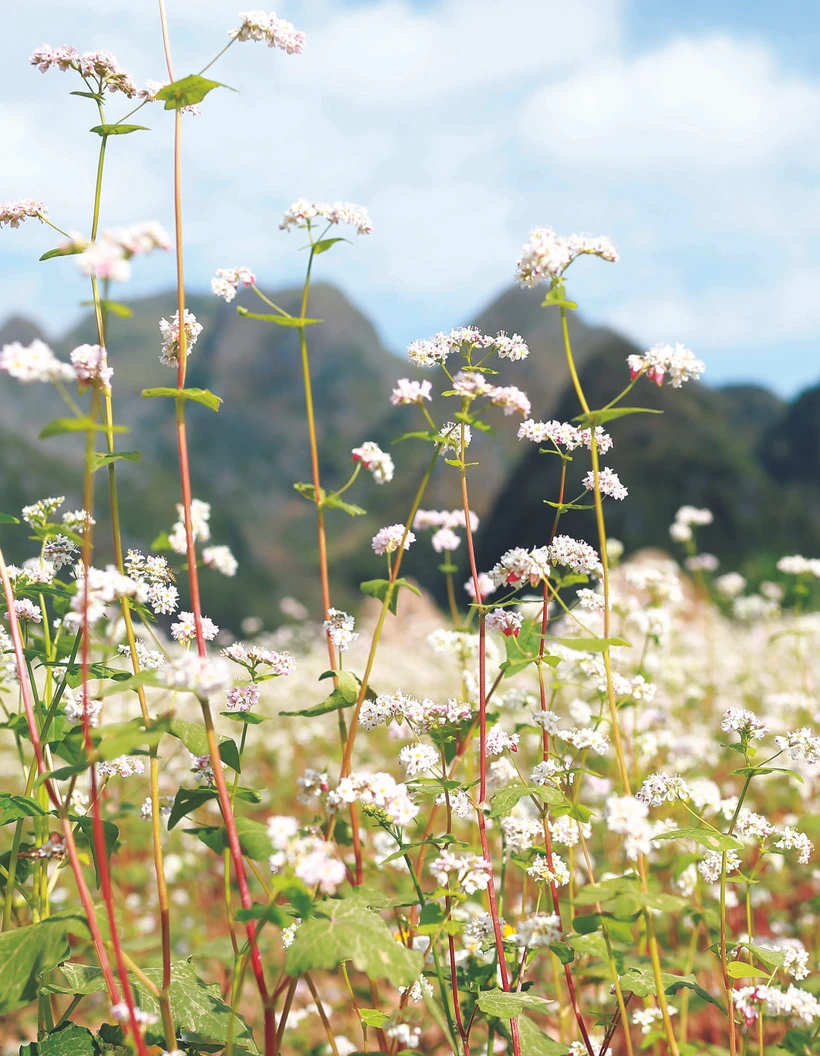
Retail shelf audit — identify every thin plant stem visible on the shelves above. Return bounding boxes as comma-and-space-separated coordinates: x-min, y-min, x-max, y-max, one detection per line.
157, 5, 275, 1050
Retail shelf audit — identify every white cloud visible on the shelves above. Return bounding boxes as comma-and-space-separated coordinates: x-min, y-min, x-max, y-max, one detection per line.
1, 2, 819, 393
521, 35, 820, 171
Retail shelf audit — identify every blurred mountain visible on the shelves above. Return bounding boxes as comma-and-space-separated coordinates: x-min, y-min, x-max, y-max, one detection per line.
0, 285, 817, 630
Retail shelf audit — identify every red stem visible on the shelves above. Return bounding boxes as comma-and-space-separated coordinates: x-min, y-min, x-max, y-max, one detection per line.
0, 551, 122, 1014
460, 471, 522, 1056
157, 6, 274, 1048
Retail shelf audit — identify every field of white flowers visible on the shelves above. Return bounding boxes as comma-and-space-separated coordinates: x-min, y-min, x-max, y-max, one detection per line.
1, 8, 819, 1056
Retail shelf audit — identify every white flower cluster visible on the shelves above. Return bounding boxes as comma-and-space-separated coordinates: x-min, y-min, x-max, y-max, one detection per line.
627, 343, 705, 388
775, 728, 820, 763
735, 984, 820, 1026
171, 612, 219, 645
372, 523, 415, 555
159, 310, 203, 368
777, 555, 820, 578
351, 441, 394, 484
0, 198, 48, 228
514, 912, 562, 947
125, 549, 180, 615
330, 772, 419, 827
399, 742, 439, 777
323, 608, 359, 653
169, 498, 211, 555
527, 853, 570, 887
407, 326, 529, 367
390, 378, 432, 405
775, 826, 814, 864
161, 654, 234, 697
211, 266, 256, 302
280, 198, 371, 234
221, 641, 296, 677
360, 690, 471, 732
548, 535, 601, 575
69, 565, 149, 628
30, 45, 138, 96
518, 418, 613, 453
669, 504, 713, 543
230, 12, 306, 54
583, 467, 628, 501
1, 340, 75, 384
43, 535, 79, 571
485, 609, 523, 638
202, 545, 238, 577
720, 707, 768, 741
450, 371, 532, 417
485, 728, 519, 755
515, 227, 618, 286
489, 545, 551, 588
267, 816, 347, 894
430, 850, 492, 894
635, 772, 692, 807
98, 755, 146, 780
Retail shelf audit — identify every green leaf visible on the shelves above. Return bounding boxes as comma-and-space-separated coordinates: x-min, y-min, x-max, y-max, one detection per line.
88, 451, 142, 473
0, 513, 20, 524
0, 911, 89, 1014
498, 1014, 569, 1055
236, 306, 321, 327
168, 785, 261, 830
285, 899, 424, 986
746, 942, 787, 969
19, 1022, 100, 1056
477, 988, 554, 1018
56, 959, 258, 1053
0, 793, 47, 825
70, 816, 119, 889
727, 960, 770, 980
359, 1008, 390, 1027
663, 976, 727, 1014
652, 827, 743, 852
95, 718, 165, 760
166, 718, 241, 772
312, 237, 351, 255
234, 901, 291, 928
39, 245, 84, 262
730, 765, 804, 782
39, 417, 128, 440
550, 941, 576, 964
155, 74, 233, 110
323, 493, 366, 516
79, 298, 134, 318
489, 783, 562, 818
281, 670, 360, 718
360, 578, 421, 616
545, 636, 631, 652
89, 123, 149, 136
541, 287, 577, 311
141, 387, 223, 412
567, 932, 609, 959
574, 407, 664, 426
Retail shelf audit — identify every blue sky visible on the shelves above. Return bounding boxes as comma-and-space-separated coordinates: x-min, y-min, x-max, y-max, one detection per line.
2, 0, 819, 395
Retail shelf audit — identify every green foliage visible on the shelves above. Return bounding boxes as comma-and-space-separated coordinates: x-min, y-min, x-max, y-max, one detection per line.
237, 306, 321, 326
497, 1014, 569, 1054
0, 912, 89, 1014
54, 959, 259, 1053
282, 670, 360, 717
166, 718, 241, 772
285, 899, 424, 986
155, 74, 232, 110
89, 123, 149, 136
142, 387, 223, 412
0, 793, 47, 825
476, 987, 554, 1018
653, 827, 744, 852
360, 577, 421, 615
39, 418, 128, 440
19, 1022, 100, 1055
488, 782, 562, 818
88, 450, 141, 472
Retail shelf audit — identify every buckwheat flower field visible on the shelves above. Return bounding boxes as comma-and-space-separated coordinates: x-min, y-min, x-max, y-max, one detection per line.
1, 7, 819, 1056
